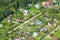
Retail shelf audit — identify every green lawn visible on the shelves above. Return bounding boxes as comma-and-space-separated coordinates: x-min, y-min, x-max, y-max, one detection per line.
54, 29, 60, 38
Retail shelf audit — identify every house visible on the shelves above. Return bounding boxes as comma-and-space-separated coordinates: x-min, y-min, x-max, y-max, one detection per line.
28, 38, 33, 40
26, 31, 31, 38
19, 9, 29, 16
53, 0, 57, 3
18, 32, 23, 36
47, 22, 53, 26
28, 4, 32, 7
54, 17, 58, 22
36, 20, 43, 25
21, 37, 25, 40
7, 15, 12, 19
44, 17, 51, 21
53, 0, 59, 6
15, 38, 20, 40
42, 1, 46, 6
19, 8, 23, 12
54, 23, 57, 26
26, 31, 30, 35
23, 10, 29, 16
32, 32, 38, 38
42, 0, 53, 8
0, 24, 2, 27
8, 19, 11, 22
7, 15, 12, 22
51, 36, 57, 40
35, 4, 40, 10
40, 27, 48, 33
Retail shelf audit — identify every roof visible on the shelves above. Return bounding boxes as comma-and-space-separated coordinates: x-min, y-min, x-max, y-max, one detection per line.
23, 10, 29, 15
35, 4, 40, 9
36, 20, 43, 25
44, 17, 51, 21
42, 0, 53, 8
53, 0, 57, 3
33, 32, 38, 38
19, 9, 23, 12
41, 27, 48, 32
47, 22, 53, 26
7, 15, 12, 19
51, 36, 57, 40
28, 38, 33, 40
28, 4, 32, 7
54, 18, 58, 22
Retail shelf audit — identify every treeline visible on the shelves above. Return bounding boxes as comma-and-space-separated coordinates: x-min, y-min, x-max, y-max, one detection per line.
0, 0, 40, 21
0, 0, 16, 21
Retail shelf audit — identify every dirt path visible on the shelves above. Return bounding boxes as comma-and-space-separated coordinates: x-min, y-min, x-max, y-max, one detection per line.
42, 25, 60, 40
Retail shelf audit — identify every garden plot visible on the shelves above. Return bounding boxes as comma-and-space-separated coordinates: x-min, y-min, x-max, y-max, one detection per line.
0, 6, 40, 34
0, 4, 41, 40
0, 18, 21, 34
13, 12, 60, 40
1, 11, 60, 40
44, 28, 60, 40
11, 6, 39, 21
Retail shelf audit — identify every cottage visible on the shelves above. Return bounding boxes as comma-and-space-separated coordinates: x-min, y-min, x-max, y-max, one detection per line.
36, 20, 43, 25
21, 37, 25, 40
35, 4, 40, 10
51, 36, 57, 40
19, 8, 23, 12
44, 17, 51, 21
26, 31, 30, 35
53, 0, 59, 6
47, 22, 53, 26
15, 38, 19, 40
8, 19, 11, 22
54, 17, 58, 22
23, 10, 29, 16
28, 38, 33, 40
7, 15, 12, 23
7, 15, 12, 19
41, 27, 48, 33
28, 4, 32, 7
42, 2, 46, 6
32, 32, 38, 38
0, 24, 3, 27
53, 0, 57, 3
19, 9, 29, 16
42, 0, 53, 8
26, 31, 31, 38
18, 32, 23, 36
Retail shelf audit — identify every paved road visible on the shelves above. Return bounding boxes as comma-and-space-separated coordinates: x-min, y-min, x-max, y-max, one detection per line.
42, 25, 60, 40
8, 12, 42, 33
